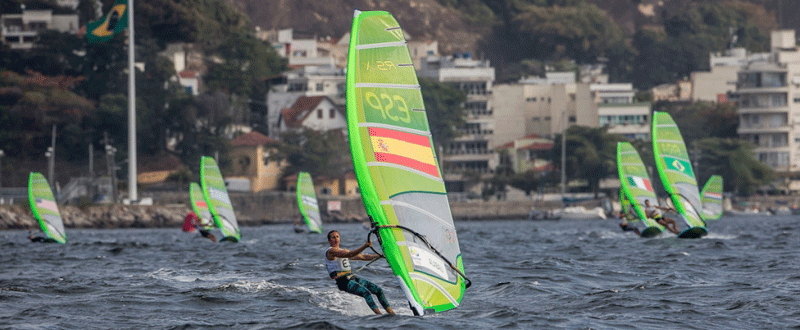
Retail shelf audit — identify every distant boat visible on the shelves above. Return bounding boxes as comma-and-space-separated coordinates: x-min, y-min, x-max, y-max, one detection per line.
28, 172, 65, 243
700, 175, 723, 220
652, 112, 707, 238
296, 172, 322, 234
200, 156, 240, 242
616, 142, 664, 238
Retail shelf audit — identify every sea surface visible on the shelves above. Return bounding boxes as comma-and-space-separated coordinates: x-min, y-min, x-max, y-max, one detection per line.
2, 215, 800, 329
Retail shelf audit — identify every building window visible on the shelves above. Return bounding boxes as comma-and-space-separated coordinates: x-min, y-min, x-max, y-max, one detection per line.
320, 187, 331, 195
317, 109, 323, 118
316, 83, 323, 91
329, 109, 335, 118
568, 116, 576, 123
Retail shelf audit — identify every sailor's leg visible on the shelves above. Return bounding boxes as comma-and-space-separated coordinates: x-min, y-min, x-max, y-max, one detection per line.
345, 278, 378, 311
354, 277, 390, 309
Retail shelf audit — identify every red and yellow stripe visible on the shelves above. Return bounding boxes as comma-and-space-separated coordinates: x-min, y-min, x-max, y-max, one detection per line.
368, 127, 439, 177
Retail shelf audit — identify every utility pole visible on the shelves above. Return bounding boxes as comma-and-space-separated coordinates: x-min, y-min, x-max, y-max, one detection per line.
48, 124, 56, 190
0, 149, 4, 201
127, 0, 138, 202
561, 111, 567, 196
104, 132, 117, 203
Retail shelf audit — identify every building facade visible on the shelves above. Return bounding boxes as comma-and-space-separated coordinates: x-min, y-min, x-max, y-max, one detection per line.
266, 66, 346, 138
736, 30, 800, 172
592, 83, 651, 141
1, 9, 79, 49
418, 54, 496, 185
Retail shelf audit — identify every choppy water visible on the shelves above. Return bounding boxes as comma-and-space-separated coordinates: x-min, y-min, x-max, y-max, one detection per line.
2, 215, 800, 329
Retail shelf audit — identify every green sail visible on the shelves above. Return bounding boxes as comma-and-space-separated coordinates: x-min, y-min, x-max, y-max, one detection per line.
296, 172, 322, 234
28, 172, 66, 243
200, 156, 240, 242
189, 182, 214, 229
346, 10, 466, 315
700, 175, 723, 220
651, 112, 707, 238
616, 142, 664, 237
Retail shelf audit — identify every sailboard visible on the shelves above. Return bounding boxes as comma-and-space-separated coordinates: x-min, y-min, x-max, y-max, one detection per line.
189, 182, 214, 230
651, 112, 708, 238
700, 175, 723, 220
200, 156, 240, 242
296, 172, 322, 234
346, 10, 469, 315
28, 172, 65, 243
616, 142, 664, 238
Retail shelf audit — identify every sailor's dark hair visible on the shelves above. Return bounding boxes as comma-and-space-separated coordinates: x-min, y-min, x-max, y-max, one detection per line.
327, 230, 339, 240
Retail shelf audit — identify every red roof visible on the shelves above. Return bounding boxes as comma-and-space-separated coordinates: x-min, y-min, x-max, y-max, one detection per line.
281, 96, 341, 128
178, 70, 198, 79
137, 153, 185, 173
520, 142, 553, 151
230, 131, 276, 146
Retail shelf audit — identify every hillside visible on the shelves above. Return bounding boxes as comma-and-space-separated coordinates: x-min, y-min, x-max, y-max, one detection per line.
221, 0, 484, 54
224, 0, 797, 55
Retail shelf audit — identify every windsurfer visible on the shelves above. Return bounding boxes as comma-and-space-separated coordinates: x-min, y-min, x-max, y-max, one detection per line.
616, 211, 641, 236
187, 212, 217, 242
325, 230, 394, 315
27, 229, 46, 242
644, 199, 680, 234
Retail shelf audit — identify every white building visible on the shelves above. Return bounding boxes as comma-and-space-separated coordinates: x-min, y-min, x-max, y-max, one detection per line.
277, 96, 346, 134
263, 28, 336, 68
736, 30, 800, 173
418, 54, 496, 186
265, 65, 346, 138
493, 72, 597, 148
593, 83, 651, 141
1, 9, 79, 49
691, 48, 747, 102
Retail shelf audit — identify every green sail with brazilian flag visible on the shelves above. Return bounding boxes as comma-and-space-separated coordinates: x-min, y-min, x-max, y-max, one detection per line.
86, 0, 128, 44
28, 172, 66, 243
651, 112, 708, 238
616, 142, 664, 238
346, 10, 469, 315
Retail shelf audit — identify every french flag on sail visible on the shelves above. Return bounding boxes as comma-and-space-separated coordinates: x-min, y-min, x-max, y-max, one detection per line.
627, 177, 653, 191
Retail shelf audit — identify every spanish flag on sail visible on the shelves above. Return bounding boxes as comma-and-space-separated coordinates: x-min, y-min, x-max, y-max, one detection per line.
86, 0, 128, 44
368, 127, 440, 178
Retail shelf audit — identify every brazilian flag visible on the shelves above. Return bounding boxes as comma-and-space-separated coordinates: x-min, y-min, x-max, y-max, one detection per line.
664, 156, 694, 178
86, 0, 128, 44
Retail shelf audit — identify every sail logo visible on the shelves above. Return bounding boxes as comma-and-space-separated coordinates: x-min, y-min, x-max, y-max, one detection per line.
627, 177, 653, 191
664, 156, 694, 177
35, 198, 59, 213
369, 127, 439, 178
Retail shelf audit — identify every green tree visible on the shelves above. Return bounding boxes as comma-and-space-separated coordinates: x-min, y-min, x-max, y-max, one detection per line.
694, 138, 775, 196
270, 129, 352, 181
552, 125, 626, 197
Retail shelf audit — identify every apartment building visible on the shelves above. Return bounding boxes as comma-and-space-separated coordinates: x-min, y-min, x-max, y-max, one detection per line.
593, 83, 651, 141
417, 54, 496, 188
736, 30, 800, 173
1, 8, 79, 49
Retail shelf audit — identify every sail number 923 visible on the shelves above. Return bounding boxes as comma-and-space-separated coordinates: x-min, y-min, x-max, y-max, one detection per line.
364, 60, 395, 71
365, 92, 411, 123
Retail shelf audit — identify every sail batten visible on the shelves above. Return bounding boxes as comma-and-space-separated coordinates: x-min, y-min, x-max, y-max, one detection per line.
347, 10, 466, 315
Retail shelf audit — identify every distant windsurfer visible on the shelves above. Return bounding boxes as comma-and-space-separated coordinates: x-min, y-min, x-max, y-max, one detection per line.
27, 227, 55, 243
644, 199, 680, 234
186, 212, 217, 242
325, 230, 394, 315
616, 211, 641, 236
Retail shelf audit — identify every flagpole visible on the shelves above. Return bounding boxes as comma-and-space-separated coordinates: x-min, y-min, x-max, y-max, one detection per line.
127, 0, 138, 202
